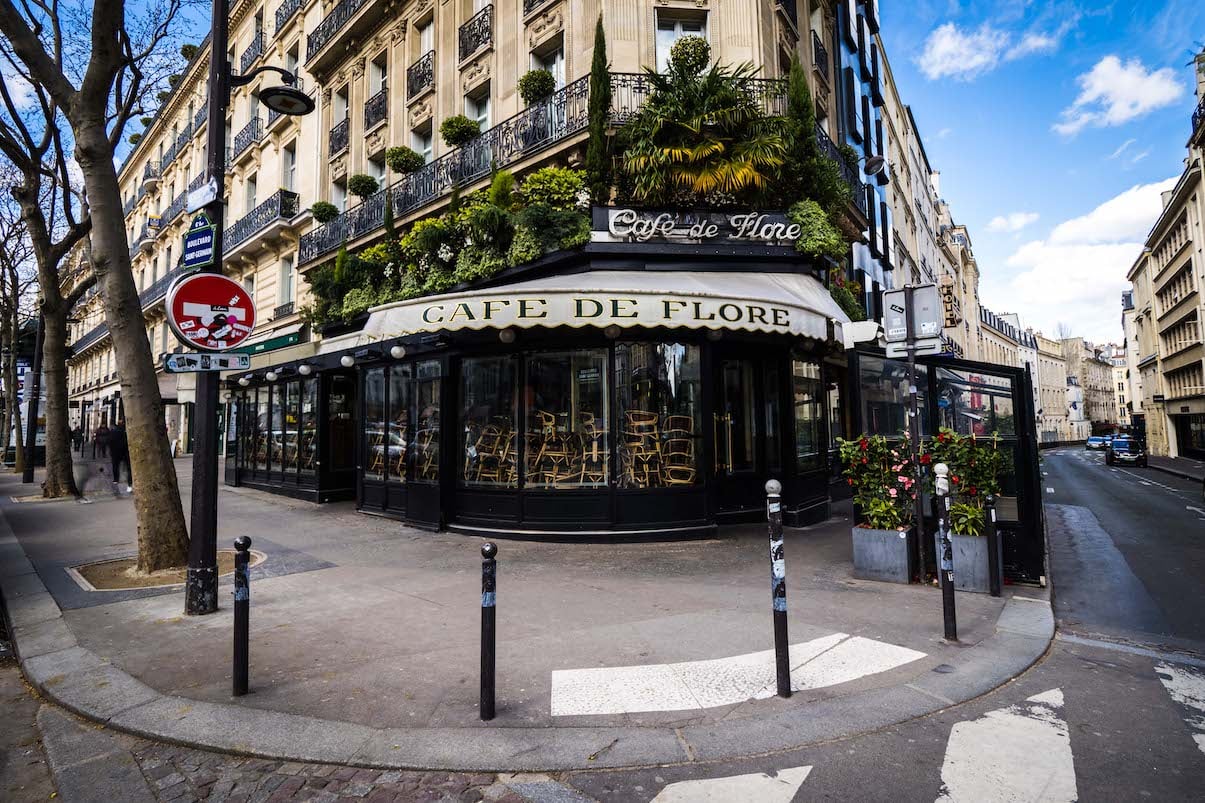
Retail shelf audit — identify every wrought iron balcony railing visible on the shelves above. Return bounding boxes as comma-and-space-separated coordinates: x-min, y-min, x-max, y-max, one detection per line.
609, 73, 787, 126
275, 0, 303, 35
189, 173, 207, 192
123, 197, 135, 215
142, 161, 160, 182
407, 50, 435, 99
329, 117, 350, 156
1193, 95, 1205, 137
812, 30, 829, 80
306, 0, 367, 61
162, 190, 188, 226
141, 264, 190, 310
459, 4, 493, 61
175, 123, 192, 153
232, 116, 263, 160
225, 189, 300, 251
815, 122, 869, 218
364, 88, 387, 129
301, 75, 590, 264
777, 0, 798, 27
194, 101, 209, 132
273, 301, 295, 319
240, 32, 265, 74
522, 0, 551, 14
161, 138, 179, 170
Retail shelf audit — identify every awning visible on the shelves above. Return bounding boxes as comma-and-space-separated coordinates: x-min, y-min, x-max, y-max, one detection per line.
236, 322, 305, 354
359, 270, 848, 344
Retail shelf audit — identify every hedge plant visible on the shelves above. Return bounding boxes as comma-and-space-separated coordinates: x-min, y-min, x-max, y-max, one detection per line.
518, 167, 586, 209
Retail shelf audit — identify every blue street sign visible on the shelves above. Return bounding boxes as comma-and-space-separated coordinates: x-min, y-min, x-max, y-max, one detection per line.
183, 213, 216, 269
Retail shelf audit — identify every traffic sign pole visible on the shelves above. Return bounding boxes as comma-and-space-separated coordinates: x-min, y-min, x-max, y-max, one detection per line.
185, 0, 230, 617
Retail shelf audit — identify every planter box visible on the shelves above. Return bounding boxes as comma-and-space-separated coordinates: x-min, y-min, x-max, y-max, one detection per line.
852, 526, 914, 584
939, 532, 997, 594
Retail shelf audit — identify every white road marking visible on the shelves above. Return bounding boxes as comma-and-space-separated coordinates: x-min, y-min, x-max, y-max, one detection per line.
651, 766, 812, 802
1046, 487, 1055, 493
550, 633, 925, 716
1187, 505, 1205, 517
1117, 468, 1190, 495
935, 688, 1077, 803
1155, 663, 1205, 756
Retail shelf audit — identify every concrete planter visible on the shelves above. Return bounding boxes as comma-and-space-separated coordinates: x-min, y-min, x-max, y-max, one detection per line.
852, 526, 914, 584
950, 533, 991, 593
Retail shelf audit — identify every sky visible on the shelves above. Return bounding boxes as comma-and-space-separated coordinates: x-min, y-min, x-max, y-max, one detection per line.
881, 0, 1205, 346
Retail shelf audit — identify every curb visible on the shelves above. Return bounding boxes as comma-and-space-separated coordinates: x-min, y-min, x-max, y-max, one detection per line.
0, 513, 1055, 773
1146, 462, 1204, 484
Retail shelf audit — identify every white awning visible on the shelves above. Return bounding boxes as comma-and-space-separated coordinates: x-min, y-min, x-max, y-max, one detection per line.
356, 270, 848, 345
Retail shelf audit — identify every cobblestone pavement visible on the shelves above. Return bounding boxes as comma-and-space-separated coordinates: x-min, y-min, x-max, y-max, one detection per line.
0, 649, 56, 801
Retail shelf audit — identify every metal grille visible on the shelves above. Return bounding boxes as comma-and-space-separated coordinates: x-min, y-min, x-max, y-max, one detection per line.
812, 30, 829, 80
328, 118, 350, 156
459, 4, 493, 62
225, 190, 301, 250
275, 0, 303, 35
239, 32, 265, 74
306, 0, 367, 60
407, 50, 435, 99
364, 88, 387, 129
232, 117, 264, 160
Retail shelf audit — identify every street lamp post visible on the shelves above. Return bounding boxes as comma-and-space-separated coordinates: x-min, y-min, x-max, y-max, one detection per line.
184, 0, 313, 616
22, 309, 44, 484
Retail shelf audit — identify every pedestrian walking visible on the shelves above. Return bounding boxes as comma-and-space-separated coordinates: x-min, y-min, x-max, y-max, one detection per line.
71, 425, 84, 452
94, 423, 110, 459
109, 420, 131, 493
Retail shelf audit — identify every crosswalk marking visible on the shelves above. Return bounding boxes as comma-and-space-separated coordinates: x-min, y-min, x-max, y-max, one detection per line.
1155, 662, 1205, 755
650, 766, 812, 802
550, 633, 925, 716
935, 688, 1077, 802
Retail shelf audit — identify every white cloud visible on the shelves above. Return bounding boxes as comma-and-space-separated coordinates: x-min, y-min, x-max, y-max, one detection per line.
1053, 56, 1185, 136
1107, 138, 1136, 160
917, 21, 1067, 80
997, 177, 1176, 343
1129, 149, 1150, 165
987, 211, 1040, 233
937, 127, 953, 139
0, 65, 38, 111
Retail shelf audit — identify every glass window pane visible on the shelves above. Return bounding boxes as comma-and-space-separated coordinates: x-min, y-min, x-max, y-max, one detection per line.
461, 356, 518, 488
284, 381, 299, 476
270, 387, 284, 474
524, 350, 609, 489
365, 367, 386, 481
793, 359, 824, 472
614, 342, 702, 488
299, 378, 317, 478
414, 360, 441, 483
388, 365, 411, 484
256, 388, 269, 471
765, 364, 782, 472
239, 391, 253, 469
935, 368, 1016, 436
858, 354, 928, 437
721, 360, 758, 472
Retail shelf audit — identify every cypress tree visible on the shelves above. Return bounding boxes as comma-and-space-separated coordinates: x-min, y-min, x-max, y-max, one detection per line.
585, 14, 612, 205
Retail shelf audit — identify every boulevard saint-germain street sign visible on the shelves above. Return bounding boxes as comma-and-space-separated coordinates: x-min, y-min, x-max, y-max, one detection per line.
182, 212, 216, 270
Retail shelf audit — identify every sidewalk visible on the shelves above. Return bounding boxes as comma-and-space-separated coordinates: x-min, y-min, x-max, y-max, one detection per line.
1145, 454, 1205, 483
0, 464, 1053, 773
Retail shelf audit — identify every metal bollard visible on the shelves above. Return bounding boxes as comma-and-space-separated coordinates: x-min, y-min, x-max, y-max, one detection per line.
766, 480, 791, 699
232, 536, 251, 696
985, 495, 1002, 597
933, 463, 958, 642
480, 542, 497, 721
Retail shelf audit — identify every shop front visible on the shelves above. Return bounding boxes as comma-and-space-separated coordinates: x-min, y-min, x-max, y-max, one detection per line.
225, 233, 850, 537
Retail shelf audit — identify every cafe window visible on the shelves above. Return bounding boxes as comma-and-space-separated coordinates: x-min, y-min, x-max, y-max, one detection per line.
365, 367, 386, 481
858, 354, 929, 437
614, 342, 702, 489
461, 356, 518, 488
388, 364, 411, 483
283, 381, 299, 477
239, 391, 254, 469
255, 387, 269, 471
299, 378, 318, 478
935, 367, 1016, 436
525, 350, 609, 489
414, 360, 441, 483
270, 385, 284, 472
792, 359, 824, 472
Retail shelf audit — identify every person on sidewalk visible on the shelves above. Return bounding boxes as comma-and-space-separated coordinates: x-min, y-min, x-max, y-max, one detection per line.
109, 420, 131, 493
71, 425, 84, 452
93, 423, 110, 459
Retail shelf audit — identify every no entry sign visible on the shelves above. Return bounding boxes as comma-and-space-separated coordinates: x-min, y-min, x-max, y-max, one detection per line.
166, 272, 257, 351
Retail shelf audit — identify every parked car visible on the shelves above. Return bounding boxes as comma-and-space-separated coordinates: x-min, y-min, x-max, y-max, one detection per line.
1086, 436, 1110, 450
1106, 438, 1147, 467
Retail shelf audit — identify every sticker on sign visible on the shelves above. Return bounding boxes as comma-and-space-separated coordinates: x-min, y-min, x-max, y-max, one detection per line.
163, 352, 251, 373
166, 272, 257, 351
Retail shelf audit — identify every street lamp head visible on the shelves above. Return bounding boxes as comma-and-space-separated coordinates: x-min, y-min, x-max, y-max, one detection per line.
863, 155, 887, 176
258, 84, 315, 117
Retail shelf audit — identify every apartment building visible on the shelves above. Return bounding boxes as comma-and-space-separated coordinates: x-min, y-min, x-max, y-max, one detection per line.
1120, 290, 1143, 437
1060, 337, 1116, 429
1032, 331, 1069, 443
1128, 248, 1171, 454
978, 306, 1020, 369
1105, 343, 1130, 429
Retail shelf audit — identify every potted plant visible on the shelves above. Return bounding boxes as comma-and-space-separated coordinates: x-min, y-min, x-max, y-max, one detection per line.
385, 145, 426, 174
838, 434, 917, 583
928, 429, 1006, 593
347, 173, 380, 202
310, 201, 340, 223
518, 68, 556, 106
440, 114, 480, 148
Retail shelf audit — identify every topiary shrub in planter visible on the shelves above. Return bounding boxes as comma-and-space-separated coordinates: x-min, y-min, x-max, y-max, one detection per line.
310, 201, 340, 223
440, 114, 480, 147
518, 166, 586, 209
156, 91, 171, 103
386, 146, 426, 174
518, 68, 556, 106
347, 173, 379, 201
167, 73, 181, 87
838, 434, 918, 583
128, 132, 143, 145
180, 44, 199, 60
669, 35, 710, 76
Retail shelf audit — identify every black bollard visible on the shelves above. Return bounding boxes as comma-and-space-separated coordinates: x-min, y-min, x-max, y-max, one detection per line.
766, 480, 791, 698
985, 495, 1002, 597
480, 542, 497, 721
232, 536, 252, 696
939, 495, 958, 641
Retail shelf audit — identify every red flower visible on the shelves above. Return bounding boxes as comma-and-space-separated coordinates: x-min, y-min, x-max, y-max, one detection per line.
860, 438, 869, 451
847, 478, 854, 486
861, 457, 868, 464
968, 486, 978, 495
951, 475, 960, 483
920, 453, 932, 465
937, 432, 947, 443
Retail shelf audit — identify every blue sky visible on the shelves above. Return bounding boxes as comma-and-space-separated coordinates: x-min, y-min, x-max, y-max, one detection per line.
882, 0, 1205, 345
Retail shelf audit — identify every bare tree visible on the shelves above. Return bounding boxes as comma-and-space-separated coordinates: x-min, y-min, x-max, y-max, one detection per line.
1055, 322, 1074, 341
0, 0, 190, 570
0, 183, 37, 471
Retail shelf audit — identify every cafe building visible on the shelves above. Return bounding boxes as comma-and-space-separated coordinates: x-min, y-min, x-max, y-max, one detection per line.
224, 209, 852, 537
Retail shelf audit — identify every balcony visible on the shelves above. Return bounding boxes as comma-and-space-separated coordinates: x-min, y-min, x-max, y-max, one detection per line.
188, 173, 207, 192
407, 51, 435, 99
273, 301, 295, 319
459, 4, 493, 62
301, 75, 591, 264
137, 221, 157, 253
161, 138, 179, 170
328, 117, 350, 157
306, 0, 375, 72
522, 0, 552, 14
231, 117, 263, 162
1193, 95, 1205, 140
175, 123, 193, 153
812, 30, 829, 81
225, 189, 300, 252
274, 0, 302, 35
194, 101, 209, 133
161, 190, 188, 227
140, 264, 190, 310
123, 196, 135, 216
141, 161, 160, 191
610, 73, 787, 126
364, 88, 387, 129
815, 122, 870, 218
776, 0, 798, 28
239, 32, 265, 74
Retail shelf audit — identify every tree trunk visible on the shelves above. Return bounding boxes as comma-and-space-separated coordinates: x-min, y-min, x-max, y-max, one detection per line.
9, 303, 23, 474
39, 306, 77, 496
73, 122, 189, 571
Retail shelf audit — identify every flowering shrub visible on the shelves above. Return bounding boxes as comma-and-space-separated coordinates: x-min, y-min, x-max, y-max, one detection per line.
837, 434, 916, 531
923, 427, 1007, 534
